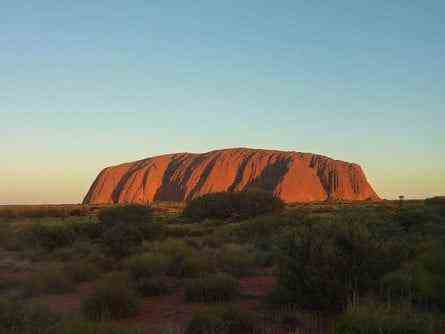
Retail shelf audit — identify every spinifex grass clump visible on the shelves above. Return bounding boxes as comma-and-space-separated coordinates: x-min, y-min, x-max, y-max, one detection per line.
24, 265, 75, 296
336, 301, 434, 334
0, 298, 59, 334
64, 260, 101, 283
217, 243, 256, 277
185, 273, 239, 303
183, 190, 284, 221
127, 253, 171, 296
57, 321, 145, 334
82, 272, 141, 321
185, 305, 256, 334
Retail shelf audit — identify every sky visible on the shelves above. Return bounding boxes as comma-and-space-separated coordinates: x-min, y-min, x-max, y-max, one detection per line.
1, 1, 444, 204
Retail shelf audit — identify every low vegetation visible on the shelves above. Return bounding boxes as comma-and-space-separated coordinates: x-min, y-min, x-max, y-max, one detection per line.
0, 298, 59, 334
82, 272, 141, 321
1, 196, 445, 333
183, 190, 284, 221
185, 273, 240, 303
185, 305, 256, 334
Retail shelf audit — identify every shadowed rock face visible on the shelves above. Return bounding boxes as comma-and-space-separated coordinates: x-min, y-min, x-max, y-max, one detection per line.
83, 148, 380, 204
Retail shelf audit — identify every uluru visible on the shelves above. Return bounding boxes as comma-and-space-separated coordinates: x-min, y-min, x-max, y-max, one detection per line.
83, 148, 380, 204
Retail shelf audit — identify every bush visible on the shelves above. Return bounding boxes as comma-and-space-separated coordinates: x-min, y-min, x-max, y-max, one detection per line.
127, 253, 171, 279
336, 302, 434, 334
276, 218, 404, 310
18, 221, 102, 252
142, 239, 215, 278
181, 253, 216, 278
101, 221, 144, 258
98, 205, 153, 225
185, 305, 256, 334
64, 260, 101, 283
99, 205, 163, 258
82, 273, 141, 320
20, 223, 77, 251
183, 190, 284, 221
0, 298, 59, 334
24, 265, 75, 296
154, 239, 198, 277
58, 321, 144, 334
127, 253, 171, 296
218, 244, 256, 277
425, 196, 445, 206
135, 276, 169, 297
381, 244, 445, 308
185, 273, 239, 303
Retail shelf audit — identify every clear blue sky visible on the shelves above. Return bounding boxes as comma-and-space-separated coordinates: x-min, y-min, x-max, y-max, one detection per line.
1, 1, 444, 204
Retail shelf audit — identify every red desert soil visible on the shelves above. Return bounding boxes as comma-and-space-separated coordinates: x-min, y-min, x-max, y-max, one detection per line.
122, 276, 278, 332
39, 282, 96, 314
83, 147, 380, 205
21, 275, 332, 333
32, 276, 277, 333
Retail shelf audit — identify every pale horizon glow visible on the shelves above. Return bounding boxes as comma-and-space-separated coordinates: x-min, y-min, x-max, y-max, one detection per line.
1, 1, 444, 204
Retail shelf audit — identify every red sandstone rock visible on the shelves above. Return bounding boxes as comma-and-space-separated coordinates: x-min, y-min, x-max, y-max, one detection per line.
83, 148, 380, 204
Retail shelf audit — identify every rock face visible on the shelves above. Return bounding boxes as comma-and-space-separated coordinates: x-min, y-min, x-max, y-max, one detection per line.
83, 148, 380, 204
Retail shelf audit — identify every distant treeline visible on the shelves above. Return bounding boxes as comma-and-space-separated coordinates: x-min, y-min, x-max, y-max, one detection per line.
0, 202, 185, 220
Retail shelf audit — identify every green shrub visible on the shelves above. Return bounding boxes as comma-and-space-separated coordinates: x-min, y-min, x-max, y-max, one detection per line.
142, 239, 214, 278
82, 272, 141, 320
57, 321, 144, 334
336, 302, 434, 334
134, 276, 169, 297
18, 220, 102, 252
185, 305, 256, 334
185, 273, 239, 303
101, 221, 144, 258
126, 253, 171, 296
64, 260, 101, 283
425, 196, 445, 207
24, 265, 75, 296
181, 253, 216, 278
203, 215, 294, 247
153, 239, 197, 277
0, 298, 59, 334
217, 244, 256, 277
276, 219, 403, 310
382, 244, 445, 307
99, 205, 163, 258
71, 240, 101, 258
183, 190, 284, 221
395, 207, 431, 233
0, 223, 17, 250
127, 253, 171, 279
20, 223, 77, 251
98, 205, 153, 225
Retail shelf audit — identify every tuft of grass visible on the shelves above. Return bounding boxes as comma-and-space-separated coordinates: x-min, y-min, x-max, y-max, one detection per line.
0, 298, 59, 334
56, 320, 144, 334
82, 272, 141, 321
185, 273, 239, 303
336, 300, 434, 334
24, 265, 75, 296
185, 305, 256, 334
127, 253, 171, 279
64, 260, 101, 283
218, 243, 256, 277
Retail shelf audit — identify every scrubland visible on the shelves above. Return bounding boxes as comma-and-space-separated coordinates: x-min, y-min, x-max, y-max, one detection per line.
1, 193, 444, 333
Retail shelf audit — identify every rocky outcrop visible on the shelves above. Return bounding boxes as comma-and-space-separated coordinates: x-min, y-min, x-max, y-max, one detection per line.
83, 148, 380, 204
